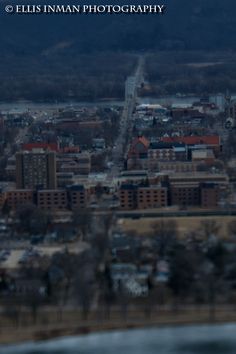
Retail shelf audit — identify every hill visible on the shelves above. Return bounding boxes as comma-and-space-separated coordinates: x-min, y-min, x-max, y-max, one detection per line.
0, 0, 236, 55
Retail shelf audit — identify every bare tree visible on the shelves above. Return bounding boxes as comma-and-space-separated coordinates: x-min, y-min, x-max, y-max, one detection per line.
199, 219, 221, 240
168, 243, 195, 311
151, 220, 178, 257
228, 220, 236, 239
72, 208, 92, 240
16, 203, 50, 235
73, 250, 96, 320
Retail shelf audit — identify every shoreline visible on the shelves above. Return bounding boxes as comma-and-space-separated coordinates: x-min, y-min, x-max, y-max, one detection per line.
1, 308, 236, 346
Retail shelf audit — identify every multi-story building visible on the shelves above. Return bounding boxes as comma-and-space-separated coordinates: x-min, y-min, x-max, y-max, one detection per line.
16, 149, 57, 190
119, 184, 137, 210
148, 142, 187, 161
162, 135, 221, 156
201, 183, 221, 209
118, 171, 169, 188
170, 107, 202, 119
37, 189, 68, 210
148, 142, 187, 170
57, 172, 74, 188
191, 149, 215, 164
171, 183, 200, 207
6, 190, 34, 209
158, 161, 197, 173
2, 184, 90, 211
67, 185, 89, 210
119, 183, 168, 210
137, 186, 168, 209
169, 172, 229, 186
57, 152, 91, 175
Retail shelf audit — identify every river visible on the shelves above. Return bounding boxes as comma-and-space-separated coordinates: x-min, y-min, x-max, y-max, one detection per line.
0, 100, 124, 114
1, 323, 236, 354
0, 94, 233, 113
139, 94, 228, 111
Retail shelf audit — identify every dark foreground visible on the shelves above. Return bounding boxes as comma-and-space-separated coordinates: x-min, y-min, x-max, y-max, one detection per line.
1, 322, 236, 354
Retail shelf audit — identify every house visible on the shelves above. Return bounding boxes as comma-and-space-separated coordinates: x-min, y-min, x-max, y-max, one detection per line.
127, 136, 149, 170
128, 136, 149, 159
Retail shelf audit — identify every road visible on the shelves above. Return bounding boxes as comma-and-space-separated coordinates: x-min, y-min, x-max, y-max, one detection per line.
108, 56, 144, 178
116, 209, 236, 218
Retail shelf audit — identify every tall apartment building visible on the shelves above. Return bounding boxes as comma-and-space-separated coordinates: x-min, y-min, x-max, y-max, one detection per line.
16, 149, 57, 190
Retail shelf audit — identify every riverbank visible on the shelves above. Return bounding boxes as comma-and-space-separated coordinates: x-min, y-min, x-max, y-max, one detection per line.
1, 306, 236, 345
0, 99, 124, 112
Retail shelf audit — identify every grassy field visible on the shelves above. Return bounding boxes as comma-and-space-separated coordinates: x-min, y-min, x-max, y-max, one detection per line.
120, 216, 235, 239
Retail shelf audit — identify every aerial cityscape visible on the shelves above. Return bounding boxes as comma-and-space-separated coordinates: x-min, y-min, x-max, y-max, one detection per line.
1, 0, 236, 353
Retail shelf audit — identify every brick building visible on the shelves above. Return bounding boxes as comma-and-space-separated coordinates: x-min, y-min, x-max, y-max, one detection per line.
148, 142, 187, 170
6, 190, 34, 209
37, 190, 68, 210
67, 185, 89, 210
201, 183, 221, 208
119, 184, 137, 210
158, 161, 197, 173
57, 152, 91, 175
137, 186, 168, 209
119, 183, 168, 210
148, 142, 187, 161
171, 183, 200, 207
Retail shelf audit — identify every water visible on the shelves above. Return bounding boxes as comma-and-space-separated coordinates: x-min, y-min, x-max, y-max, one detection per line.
0, 94, 232, 113
0, 97, 214, 112
1, 323, 236, 354
0, 100, 124, 113
139, 94, 228, 111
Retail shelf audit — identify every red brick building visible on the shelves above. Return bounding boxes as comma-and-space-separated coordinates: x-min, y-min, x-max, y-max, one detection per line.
6, 190, 34, 209
37, 190, 68, 210
68, 185, 89, 210
137, 186, 168, 209
171, 183, 200, 207
201, 183, 221, 209
119, 183, 168, 210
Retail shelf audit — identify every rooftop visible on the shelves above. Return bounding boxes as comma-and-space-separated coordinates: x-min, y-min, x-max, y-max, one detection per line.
162, 135, 220, 146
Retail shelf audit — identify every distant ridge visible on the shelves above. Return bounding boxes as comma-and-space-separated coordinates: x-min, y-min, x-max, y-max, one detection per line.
0, 0, 236, 55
